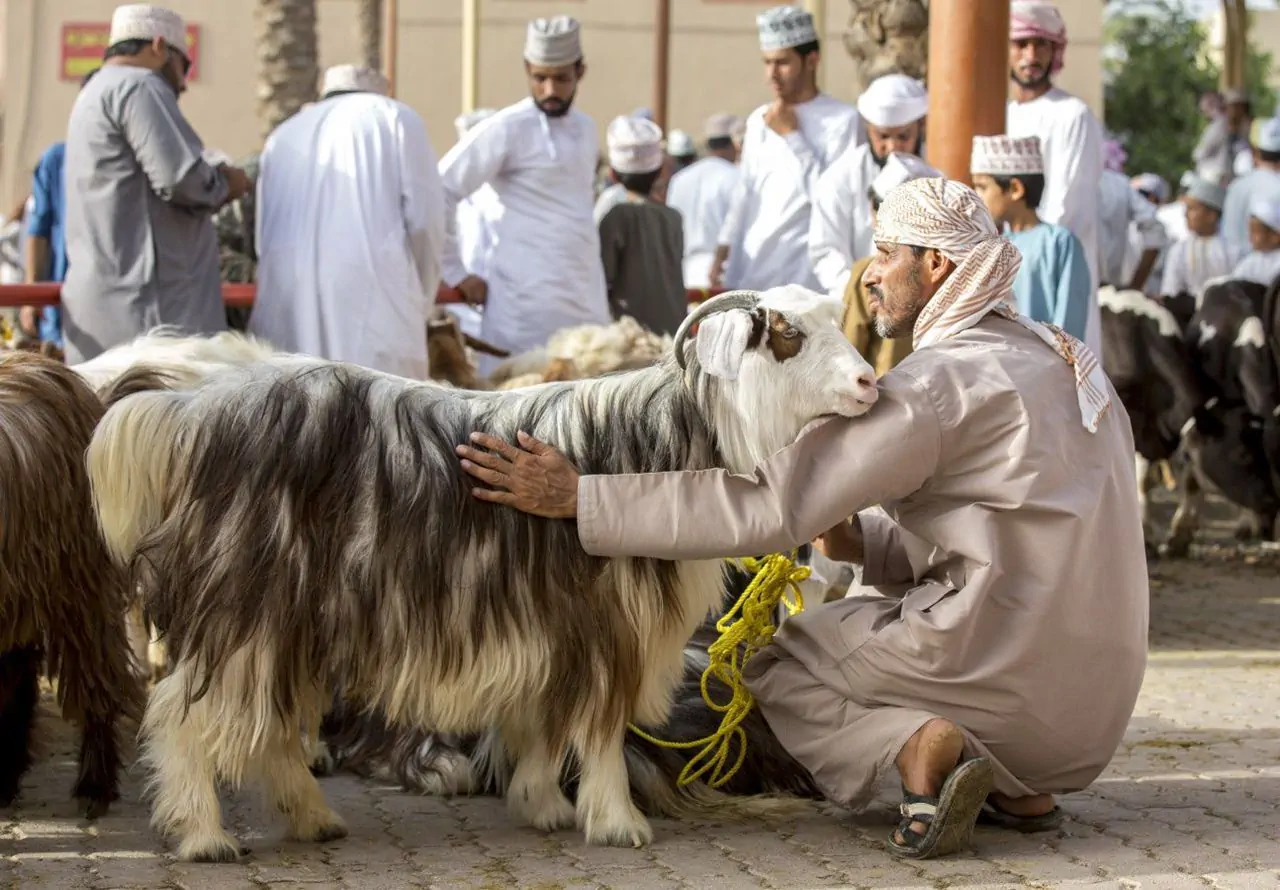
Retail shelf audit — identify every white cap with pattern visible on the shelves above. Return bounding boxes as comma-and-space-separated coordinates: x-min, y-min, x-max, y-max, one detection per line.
524, 16, 583, 67
970, 135, 1044, 176
321, 64, 389, 97
607, 116, 665, 175
757, 6, 818, 52
109, 4, 187, 58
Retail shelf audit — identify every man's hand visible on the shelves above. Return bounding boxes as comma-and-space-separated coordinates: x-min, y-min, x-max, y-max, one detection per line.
456, 430, 581, 518
220, 165, 252, 202
456, 274, 488, 306
764, 100, 799, 136
813, 515, 863, 564
17, 306, 39, 338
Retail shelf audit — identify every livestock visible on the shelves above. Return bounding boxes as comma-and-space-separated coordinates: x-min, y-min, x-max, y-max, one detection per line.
0, 351, 143, 818
425, 308, 510, 389
487, 315, 674, 387
84, 286, 878, 861
1097, 286, 1203, 552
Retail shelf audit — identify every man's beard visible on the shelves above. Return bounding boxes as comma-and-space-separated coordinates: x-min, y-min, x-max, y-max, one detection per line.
1010, 67, 1051, 91
536, 93, 576, 118
869, 134, 924, 168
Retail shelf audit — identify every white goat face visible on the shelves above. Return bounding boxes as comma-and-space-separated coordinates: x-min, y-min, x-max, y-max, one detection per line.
694, 285, 879, 465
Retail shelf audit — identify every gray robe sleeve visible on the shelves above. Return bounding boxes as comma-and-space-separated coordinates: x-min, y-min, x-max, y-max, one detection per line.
119, 75, 228, 210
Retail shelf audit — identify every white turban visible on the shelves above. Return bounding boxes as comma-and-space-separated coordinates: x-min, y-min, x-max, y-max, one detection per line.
524, 16, 583, 67
321, 64, 389, 97
607, 116, 665, 175
874, 178, 1111, 433
856, 74, 928, 129
109, 4, 187, 58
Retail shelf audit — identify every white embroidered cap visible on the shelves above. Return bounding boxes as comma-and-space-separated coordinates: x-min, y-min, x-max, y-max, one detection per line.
1249, 195, 1280, 232
970, 134, 1044, 176
757, 6, 818, 52
857, 74, 928, 129
704, 113, 742, 141
454, 108, 496, 140
1258, 117, 1280, 154
109, 4, 187, 58
524, 16, 583, 67
321, 64, 389, 97
667, 130, 696, 157
607, 115, 665, 175
871, 152, 942, 202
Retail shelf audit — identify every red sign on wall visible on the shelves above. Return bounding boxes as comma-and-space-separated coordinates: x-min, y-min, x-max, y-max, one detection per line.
60, 22, 201, 82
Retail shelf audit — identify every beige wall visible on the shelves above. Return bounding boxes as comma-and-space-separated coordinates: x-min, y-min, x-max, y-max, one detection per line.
1, 0, 1104, 208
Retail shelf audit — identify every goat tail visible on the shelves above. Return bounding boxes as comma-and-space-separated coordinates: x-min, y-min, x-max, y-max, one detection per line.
86, 369, 192, 565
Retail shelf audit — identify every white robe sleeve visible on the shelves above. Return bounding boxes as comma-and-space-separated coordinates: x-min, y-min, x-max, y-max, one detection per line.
808, 158, 856, 294
437, 120, 510, 287
397, 109, 445, 303
1043, 108, 1103, 243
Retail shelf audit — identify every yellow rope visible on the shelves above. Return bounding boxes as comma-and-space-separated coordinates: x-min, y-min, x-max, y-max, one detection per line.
627, 552, 809, 788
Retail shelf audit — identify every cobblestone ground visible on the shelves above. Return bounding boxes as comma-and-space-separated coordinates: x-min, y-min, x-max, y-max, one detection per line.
4, 495, 1279, 890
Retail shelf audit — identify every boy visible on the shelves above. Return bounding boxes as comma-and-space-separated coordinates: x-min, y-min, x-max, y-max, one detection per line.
1160, 174, 1232, 298
1229, 196, 1280, 287
971, 135, 1091, 342
598, 115, 686, 336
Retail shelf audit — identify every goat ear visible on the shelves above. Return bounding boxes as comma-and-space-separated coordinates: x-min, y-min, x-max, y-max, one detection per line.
463, 333, 511, 358
695, 309, 755, 380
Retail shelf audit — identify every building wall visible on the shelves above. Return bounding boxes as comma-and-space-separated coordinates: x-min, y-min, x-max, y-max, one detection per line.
0, 0, 1104, 208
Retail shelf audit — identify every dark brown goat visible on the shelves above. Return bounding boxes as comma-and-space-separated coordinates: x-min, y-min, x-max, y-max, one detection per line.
0, 350, 143, 817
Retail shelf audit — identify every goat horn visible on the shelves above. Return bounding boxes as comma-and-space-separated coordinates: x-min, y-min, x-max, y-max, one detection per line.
673, 290, 762, 370
463, 332, 511, 358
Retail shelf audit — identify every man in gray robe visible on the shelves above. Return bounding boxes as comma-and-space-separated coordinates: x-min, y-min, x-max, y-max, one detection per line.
456, 178, 1149, 859
61, 3, 251, 363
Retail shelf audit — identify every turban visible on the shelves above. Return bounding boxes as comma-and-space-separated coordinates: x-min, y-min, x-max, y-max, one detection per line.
1010, 1, 1068, 75
874, 178, 1111, 433
856, 74, 929, 129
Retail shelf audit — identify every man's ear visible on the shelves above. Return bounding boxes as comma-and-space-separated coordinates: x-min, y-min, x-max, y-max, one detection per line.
926, 249, 954, 287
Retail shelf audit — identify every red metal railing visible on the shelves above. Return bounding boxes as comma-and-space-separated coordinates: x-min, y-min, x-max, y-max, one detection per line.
0, 283, 725, 309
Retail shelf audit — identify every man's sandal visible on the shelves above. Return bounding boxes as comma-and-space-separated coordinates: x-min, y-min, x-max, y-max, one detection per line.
976, 799, 1064, 833
886, 756, 994, 860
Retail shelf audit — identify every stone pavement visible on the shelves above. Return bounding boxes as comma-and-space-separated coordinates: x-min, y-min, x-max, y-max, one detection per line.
4, 546, 1279, 889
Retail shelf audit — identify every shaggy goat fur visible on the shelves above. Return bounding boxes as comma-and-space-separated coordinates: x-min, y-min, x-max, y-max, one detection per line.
0, 351, 144, 817
86, 290, 874, 860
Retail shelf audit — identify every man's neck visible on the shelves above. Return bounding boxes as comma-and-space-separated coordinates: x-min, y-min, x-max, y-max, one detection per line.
1010, 79, 1053, 104
785, 83, 820, 106
1005, 207, 1042, 233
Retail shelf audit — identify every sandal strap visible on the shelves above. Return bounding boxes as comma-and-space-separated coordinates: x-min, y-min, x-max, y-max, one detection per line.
899, 799, 938, 821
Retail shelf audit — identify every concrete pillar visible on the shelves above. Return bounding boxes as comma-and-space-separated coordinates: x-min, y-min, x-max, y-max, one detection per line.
924, 0, 1010, 184
462, 0, 480, 113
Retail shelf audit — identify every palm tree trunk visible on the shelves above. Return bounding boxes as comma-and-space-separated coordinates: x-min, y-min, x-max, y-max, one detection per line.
359, 0, 383, 72
842, 0, 930, 95
255, 0, 320, 141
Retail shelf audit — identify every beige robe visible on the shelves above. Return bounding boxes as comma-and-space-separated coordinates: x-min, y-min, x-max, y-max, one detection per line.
578, 316, 1149, 805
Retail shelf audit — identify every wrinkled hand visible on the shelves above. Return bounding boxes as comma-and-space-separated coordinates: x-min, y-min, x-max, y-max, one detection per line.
764, 100, 799, 135
220, 165, 252, 202
456, 431, 581, 518
456, 275, 488, 307
812, 515, 863, 564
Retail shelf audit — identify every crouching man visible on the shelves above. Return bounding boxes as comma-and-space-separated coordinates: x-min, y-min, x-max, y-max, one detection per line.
456, 178, 1149, 859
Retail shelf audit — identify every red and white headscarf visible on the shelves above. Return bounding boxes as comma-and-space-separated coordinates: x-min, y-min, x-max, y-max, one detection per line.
1010, 0, 1068, 75
874, 178, 1111, 434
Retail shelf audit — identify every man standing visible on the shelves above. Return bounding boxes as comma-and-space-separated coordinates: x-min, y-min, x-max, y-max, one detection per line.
61, 4, 250, 364
710, 5, 861, 291
1005, 0, 1105, 357
1096, 139, 1164, 292
250, 65, 444, 380
438, 16, 611, 374
458, 177, 1147, 861
1221, 118, 1280, 264
665, 113, 743, 289
809, 73, 928, 296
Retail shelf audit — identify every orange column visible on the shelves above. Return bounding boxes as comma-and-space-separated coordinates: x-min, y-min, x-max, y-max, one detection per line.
924, 0, 1010, 185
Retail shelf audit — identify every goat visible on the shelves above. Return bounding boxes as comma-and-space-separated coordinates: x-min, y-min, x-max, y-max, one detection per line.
0, 351, 144, 818
84, 286, 877, 861
426, 308, 510, 389
486, 316, 673, 386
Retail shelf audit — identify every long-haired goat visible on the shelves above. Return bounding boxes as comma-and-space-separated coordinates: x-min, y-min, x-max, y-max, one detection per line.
0, 351, 144, 817
85, 286, 877, 861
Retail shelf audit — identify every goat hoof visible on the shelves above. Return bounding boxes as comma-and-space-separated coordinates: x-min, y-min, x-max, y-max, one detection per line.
582, 808, 654, 848
79, 797, 112, 820
180, 836, 249, 863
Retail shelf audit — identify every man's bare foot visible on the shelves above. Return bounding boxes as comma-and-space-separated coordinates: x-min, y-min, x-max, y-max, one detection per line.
894, 718, 965, 841
988, 791, 1056, 818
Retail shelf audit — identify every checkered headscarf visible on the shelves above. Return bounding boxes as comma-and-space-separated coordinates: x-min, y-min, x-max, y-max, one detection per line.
874, 178, 1111, 433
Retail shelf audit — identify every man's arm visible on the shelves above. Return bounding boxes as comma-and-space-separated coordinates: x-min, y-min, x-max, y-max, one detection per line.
119, 77, 229, 210
437, 118, 509, 288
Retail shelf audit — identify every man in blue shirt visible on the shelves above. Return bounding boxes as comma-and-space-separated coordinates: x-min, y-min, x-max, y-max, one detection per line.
970, 134, 1091, 342
20, 68, 99, 347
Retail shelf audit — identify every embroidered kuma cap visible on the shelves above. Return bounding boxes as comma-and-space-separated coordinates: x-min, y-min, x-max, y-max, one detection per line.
666, 130, 696, 157
757, 6, 818, 53
1258, 117, 1280, 154
524, 16, 583, 67
871, 152, 942, 203
970, 134, 1045, 177
857, 74, 928, 129
704, 113, 743, 141
321, 64, 389, 97
109, 4, 187, 59
1249, 196, 1280, 232
607, 116, 665, 175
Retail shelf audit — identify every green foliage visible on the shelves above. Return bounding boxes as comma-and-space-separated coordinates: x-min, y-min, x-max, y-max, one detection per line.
1104, 0, 1277, 186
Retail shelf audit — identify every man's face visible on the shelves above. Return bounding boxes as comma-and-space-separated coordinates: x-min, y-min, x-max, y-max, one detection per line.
763, 47, 816, 103
155, 38, 190, 97
1009, 38, 1054, 89
1248, 216, 1280, 252
526, 62, 583, 117
863, 241, 936, 339
1185, 198, 1221, 237
866, 120, 922, 163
